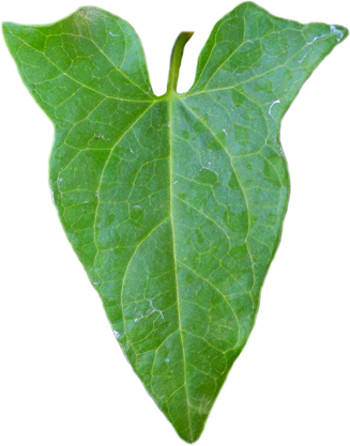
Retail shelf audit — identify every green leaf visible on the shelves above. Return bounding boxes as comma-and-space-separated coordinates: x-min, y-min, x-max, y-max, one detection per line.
3, 2, 347, 442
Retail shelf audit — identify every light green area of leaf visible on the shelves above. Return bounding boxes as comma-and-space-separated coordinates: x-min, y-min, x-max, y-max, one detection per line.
3, 3, 347, 442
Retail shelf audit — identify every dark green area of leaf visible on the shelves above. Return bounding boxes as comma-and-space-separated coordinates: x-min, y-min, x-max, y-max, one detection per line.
3, 3, 347, 442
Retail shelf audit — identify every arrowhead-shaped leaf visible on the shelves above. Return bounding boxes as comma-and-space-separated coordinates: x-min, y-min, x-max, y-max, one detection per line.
3, 2, 347, 442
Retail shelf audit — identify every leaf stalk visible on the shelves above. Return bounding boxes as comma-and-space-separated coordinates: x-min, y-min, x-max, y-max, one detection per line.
167, 31, 193, 93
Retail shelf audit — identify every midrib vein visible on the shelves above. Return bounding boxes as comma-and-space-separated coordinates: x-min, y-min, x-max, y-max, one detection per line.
168, 94, 193, 440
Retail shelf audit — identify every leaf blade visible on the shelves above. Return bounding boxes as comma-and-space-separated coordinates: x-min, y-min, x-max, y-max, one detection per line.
3, 3, 347, 442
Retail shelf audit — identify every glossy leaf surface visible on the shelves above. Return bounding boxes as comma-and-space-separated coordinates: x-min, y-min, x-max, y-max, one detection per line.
3, 3, 347, 442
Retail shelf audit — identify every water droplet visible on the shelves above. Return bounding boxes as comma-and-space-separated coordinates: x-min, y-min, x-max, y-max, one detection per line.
268, 99, 281, 116
307, 33, 326, 45
330, 25, 344, 42
147, 299, 164, 319
165, 358, 170, 363
298, 51, 310, 64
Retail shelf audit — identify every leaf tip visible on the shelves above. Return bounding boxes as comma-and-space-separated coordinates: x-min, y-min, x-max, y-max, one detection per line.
236, 1, 262, 12
2, 20, 24, 37
2, 21, 13, 36
329, 24, 349, 43
74, 5, 106, 20
2, 21, 18, 50
177, 431, 201, 444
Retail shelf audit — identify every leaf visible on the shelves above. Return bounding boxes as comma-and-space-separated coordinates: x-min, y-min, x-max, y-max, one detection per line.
3, 2, 347, 442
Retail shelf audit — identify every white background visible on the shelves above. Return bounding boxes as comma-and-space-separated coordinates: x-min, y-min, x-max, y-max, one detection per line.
0, 1, 349, 445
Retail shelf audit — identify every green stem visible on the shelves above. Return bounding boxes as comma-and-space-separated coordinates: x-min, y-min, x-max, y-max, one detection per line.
167, 31, 194, 94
